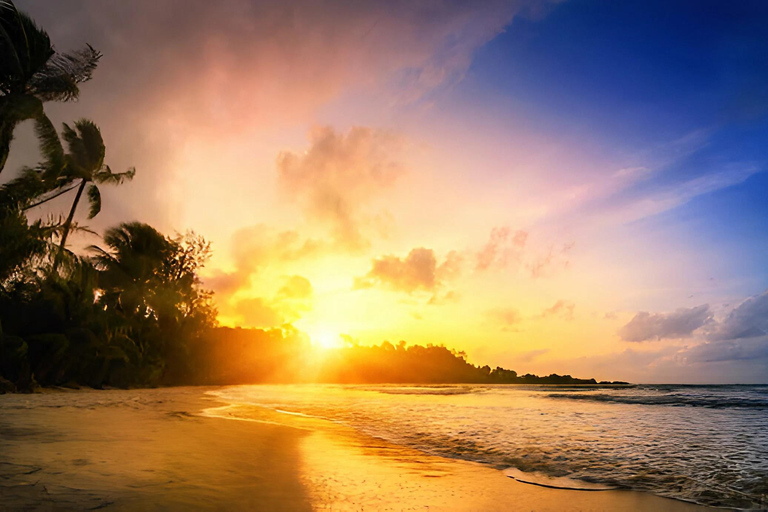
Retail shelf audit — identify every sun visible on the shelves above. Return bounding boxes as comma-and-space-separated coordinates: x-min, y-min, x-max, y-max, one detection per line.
310, 329, 344, 350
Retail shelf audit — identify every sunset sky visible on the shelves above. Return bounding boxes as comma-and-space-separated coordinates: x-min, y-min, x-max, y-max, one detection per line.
7, 0, 768, 383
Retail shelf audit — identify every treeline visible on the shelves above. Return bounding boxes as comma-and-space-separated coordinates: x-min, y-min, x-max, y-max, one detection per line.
185, 328, 612, 386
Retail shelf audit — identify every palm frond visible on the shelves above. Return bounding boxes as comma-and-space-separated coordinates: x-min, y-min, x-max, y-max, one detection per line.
87, 244, 119, 270
22, 180, 78, 210
0, 10, 23, 92
27, 44, 101, 101
0, 91, 41, 119
0, 1, 53, 92
43, 213, 96, 239
86, 183, 100, 219
0, 165, 45, 206
94, 165, 135, 185
74, 119, 105, 169
62, 119, 104, 173
32, 110, 64, 178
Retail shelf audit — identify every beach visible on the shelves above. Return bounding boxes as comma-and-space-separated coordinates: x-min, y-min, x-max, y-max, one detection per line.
0, 387, 714, 511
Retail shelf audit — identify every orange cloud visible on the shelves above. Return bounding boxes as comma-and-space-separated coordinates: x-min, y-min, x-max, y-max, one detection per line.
527, 241, 574, 278
488, 307, 522, 330
354, 247, 461, 294
233, 297, 284, 328
541, 300, 575, 320
204, 225, 324, 298
475, 226, 528, 271
277, 126, 407, 250
277, 275, 314, 301
225, 275, 315, 329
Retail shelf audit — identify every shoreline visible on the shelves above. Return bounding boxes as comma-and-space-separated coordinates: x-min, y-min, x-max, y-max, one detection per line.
0, 386, 716, 511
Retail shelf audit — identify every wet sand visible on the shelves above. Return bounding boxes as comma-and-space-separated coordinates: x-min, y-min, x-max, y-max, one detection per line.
0, 387, 713, 511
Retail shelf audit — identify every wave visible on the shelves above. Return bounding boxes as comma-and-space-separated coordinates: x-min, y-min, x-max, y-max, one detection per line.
360, 385, 481, 396
546, 390, 768, 409
204, 384, 768, 509
503, 468, 617, 491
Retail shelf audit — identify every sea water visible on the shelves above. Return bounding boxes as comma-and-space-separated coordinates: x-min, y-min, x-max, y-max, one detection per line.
210, 384, 768, 509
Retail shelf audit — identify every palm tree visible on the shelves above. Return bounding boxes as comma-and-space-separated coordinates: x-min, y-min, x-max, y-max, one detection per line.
51, 120, 135, 272
0, 0, 101, 173
89, 223, 216, 384
90, 222, 172, 318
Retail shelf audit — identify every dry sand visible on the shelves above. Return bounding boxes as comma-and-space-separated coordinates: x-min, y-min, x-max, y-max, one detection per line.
0, 387, 714, 511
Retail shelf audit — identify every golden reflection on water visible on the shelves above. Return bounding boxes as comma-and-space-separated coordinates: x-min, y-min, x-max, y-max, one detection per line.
203, 391, 710, 512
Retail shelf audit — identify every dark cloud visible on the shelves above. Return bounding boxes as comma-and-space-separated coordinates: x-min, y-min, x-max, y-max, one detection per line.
682, 337, 768, 364
674, 290, 768, 366
706, 290, 768, 341
542, 300, 575, 320
475, 226, 527, 271
277, 126, 407, 250
354, 247, 460, 294
618, 304, 713, 342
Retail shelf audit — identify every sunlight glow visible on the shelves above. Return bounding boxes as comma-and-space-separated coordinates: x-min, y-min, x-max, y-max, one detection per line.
309, 329, 344, 350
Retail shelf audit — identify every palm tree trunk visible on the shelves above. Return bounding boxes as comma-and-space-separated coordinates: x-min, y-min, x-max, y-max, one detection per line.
52, 179, 87, 274
0, 120, 14, 174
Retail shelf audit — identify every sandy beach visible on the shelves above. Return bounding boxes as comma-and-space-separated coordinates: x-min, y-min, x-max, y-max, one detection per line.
0, 387, 714, 511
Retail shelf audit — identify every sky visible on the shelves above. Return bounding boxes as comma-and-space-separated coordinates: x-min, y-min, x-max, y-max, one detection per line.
7, 0, 768, 383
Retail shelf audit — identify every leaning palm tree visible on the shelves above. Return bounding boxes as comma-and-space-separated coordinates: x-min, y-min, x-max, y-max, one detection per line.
51, 120, 135, 272
0, 0, 101, 173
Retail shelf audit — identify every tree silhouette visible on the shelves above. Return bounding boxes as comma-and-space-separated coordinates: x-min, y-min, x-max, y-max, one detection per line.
49, 120, 134, 273
90, 222, 171, 319
0, 0, 101, 173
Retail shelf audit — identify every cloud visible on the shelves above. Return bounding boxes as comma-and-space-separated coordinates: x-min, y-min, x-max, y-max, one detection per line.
36, 0, 533, 128
232, 298, 284, 328
428, 290, 461, 306
528, 242, 574, 278
277, 275, 313, 301
672, 290, 768, 366
225, 275, 314, 328
541, 300, 575, 320
607, 291, 768, 381
277, 126, 407, 250
514, 348, 550, 363
706, 290, 768, 341
204, 225, 324, 297
437, 251, 464, 281
18, 0, 546, 241
488, 307, 522, 329
682, 337, 768, 364
354, 247, 460, 294
618, 304, 713, 342
475, 226, 527, 271
583, 161, 762, 228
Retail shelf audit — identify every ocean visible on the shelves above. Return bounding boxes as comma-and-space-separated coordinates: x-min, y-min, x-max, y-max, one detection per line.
209, 384, 768, 510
